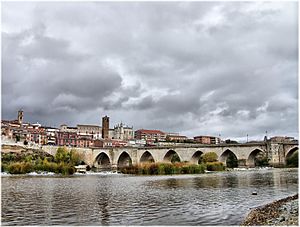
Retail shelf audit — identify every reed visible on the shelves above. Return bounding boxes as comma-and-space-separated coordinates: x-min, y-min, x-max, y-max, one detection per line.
119, 162, 206, 175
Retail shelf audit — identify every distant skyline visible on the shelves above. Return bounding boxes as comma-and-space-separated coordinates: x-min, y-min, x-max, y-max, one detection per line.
2, 2, 298, 141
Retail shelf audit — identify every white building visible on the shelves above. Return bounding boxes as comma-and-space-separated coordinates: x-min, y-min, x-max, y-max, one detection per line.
77, 124, 102, 140
112, 123, 134, 141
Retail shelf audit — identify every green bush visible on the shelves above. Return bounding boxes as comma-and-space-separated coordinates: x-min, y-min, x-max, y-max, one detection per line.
7, 162, 33, 174
226, 153, 238, 168
202, 152, 218, 163
206, 162, 225, 171
69, 150, 83, 165
55, 147, 70, 163
286, 151, 298, 167
119, 163, 206, 175
171, 154, 180, 163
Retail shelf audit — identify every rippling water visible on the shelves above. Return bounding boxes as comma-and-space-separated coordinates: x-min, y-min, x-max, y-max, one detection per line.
1, 168, 298, 225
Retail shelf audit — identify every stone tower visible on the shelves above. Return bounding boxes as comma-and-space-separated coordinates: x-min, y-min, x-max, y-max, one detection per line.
102, 116, 109, 139
18, 109, 24, 125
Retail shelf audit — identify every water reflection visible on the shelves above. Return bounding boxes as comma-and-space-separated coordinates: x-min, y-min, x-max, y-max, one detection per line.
1, 169, 298, 226
95, 178, 111, 225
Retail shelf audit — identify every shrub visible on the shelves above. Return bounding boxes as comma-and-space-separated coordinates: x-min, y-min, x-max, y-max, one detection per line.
2, 163, 8, 172
55, 147, 70, 163
226, 153, 238, 168
2, 153, 15, 163
7, 162, 22, 174
7, 162, 33, 174
70, 150, 84, 165
171, 154, 180, 163
286, 151, 298, 167
119, 162, 207, 175
202, 152, 218, 163
206, 162, 225, 171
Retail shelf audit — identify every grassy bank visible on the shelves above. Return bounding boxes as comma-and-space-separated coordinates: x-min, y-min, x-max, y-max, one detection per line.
119, 162, 225, 175
1, 147, 83, 175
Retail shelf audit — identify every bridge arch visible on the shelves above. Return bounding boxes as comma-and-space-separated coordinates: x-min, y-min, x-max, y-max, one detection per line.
163, 150, 181, 163
247, 148, 265, 167
140, 151, 155, 163
219, 149, 238, 168
94, 152, 111, 169
286, 146, 298, 159
190, 150, 203, 164
117, 151, 132, 168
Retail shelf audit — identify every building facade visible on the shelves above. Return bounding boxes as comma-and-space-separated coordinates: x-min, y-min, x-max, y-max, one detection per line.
166, 133, 188, 142
112, 123, 134, 140
77, 124, 102, 139
194, 136, 221, 144
57, 131, 78, 147
44, 127, 59, 145
135, 129, 166, 142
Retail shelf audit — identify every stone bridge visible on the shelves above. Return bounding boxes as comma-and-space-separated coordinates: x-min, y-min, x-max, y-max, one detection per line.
41, 141, 298, 169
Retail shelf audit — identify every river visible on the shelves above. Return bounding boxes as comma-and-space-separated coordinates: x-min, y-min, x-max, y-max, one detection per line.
1, 168, 298, 225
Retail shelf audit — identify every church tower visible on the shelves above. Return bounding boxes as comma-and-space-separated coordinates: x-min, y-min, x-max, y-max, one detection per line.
102, 116, 109, 139
18, 109, 24, 125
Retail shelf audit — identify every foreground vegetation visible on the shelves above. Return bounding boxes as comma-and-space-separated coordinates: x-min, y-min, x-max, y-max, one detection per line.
1, 147, 83, 175
119, 152, 225, 175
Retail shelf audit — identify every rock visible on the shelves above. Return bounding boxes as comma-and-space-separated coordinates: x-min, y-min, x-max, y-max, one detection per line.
241, 194, 298, 226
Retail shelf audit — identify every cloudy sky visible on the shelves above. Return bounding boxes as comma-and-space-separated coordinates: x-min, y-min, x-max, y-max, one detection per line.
1, 1, 298, 141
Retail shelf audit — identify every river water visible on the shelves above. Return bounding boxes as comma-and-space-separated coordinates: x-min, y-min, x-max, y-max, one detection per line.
1, 168, 298, 225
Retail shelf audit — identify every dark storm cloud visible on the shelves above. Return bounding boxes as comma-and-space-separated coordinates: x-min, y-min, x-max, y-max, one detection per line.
1, 2, 298, 139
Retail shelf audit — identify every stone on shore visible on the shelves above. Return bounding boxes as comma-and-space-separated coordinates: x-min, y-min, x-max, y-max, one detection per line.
241, 194, 298, 226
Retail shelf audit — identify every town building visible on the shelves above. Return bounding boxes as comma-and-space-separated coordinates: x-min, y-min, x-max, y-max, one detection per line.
108, 128, 114, 139
44, 127, 59, 145
77, 134, 94, 148
269, 136, 295, 142
93, 139, 127, 148
134, 129, 166, 142
166, 133, 188, 142
102, 116, 109, 139
193, 136, 221, 144
60, 124, 77, 133
93, 139, 112, 148
77, 124, 102, 139
27, 128, 47, 145
57, 131, 78, 147
112, 122, 134, 140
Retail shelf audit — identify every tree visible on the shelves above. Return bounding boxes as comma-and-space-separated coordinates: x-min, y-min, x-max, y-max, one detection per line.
70, 150, 83, 165
171, 153, 180, 163
286, 151, 298, 167
202, 152, 218, 163
226, 153, 238, 168
55, 147, 70, 163
254, 153, 269, 167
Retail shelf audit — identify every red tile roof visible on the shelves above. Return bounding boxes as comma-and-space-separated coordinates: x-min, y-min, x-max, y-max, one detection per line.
136, 129, 165, 134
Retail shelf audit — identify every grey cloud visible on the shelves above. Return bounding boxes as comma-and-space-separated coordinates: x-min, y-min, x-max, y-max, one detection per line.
128, 95, 156, 110
2, 2, 298, 139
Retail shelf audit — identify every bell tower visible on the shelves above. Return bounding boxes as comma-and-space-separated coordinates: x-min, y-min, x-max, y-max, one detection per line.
102, 116, 109, 139
18, 109, 24, 125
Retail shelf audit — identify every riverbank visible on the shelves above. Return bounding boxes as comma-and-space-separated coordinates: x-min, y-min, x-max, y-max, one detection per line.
241, 194, 298, 226
1, 147, 83, 175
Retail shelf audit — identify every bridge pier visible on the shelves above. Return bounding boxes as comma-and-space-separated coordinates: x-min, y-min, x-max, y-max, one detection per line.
237, 159, 247, 168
